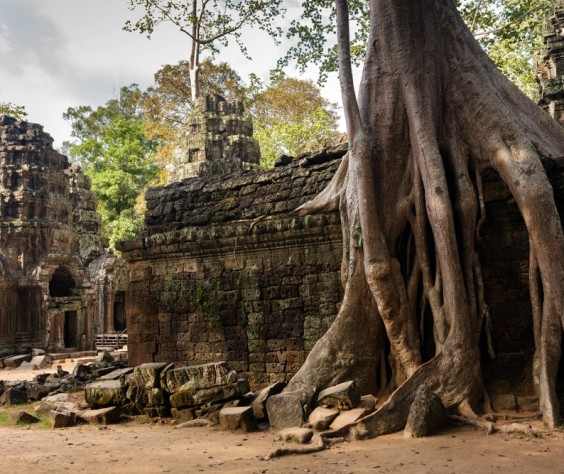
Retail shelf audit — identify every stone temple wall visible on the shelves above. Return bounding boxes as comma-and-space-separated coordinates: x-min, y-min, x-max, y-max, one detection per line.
0, 116, 127, 354
119, 142, 563, 404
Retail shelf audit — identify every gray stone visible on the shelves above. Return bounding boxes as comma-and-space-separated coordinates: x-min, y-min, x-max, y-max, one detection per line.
161, 361, 231, 393
25, 382, 50, 401
98, 367, 134, 383
49, 409, 76, 428
171, 408, 195, 423
95, 351, 114, 364
278, 427, 314, 444
492, 393, 517, 411
0, 387, 28, 406
85, 380, 126, 408
126, 386, 166, 406
78, 406, 121, 425
358, 394, 378, 411
266, 391, 307, 430
3, 354, 29, 368
329, 408, 370, 431
219, 406, 256, 432
170, 379, 249, 408
250, 382, 285, 420
28, 354, 52, 370
317, 380, 360, 410
308, 406, 340, 431
128, 363, 169, 389
31, 348, 46, 357
11, 410, 40, 424
404, 385, 447, 439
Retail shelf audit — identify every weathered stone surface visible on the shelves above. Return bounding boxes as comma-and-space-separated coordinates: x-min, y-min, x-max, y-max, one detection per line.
404, 385, 447, 439
329, 408, 371, 432
492, 393, 517, 411
250, 382, 285, 420
266, 391, 307, 430
126, 386, 166, 406
317, 381, 360, 410
3, 355, 30, 368
161, 362, 231, 393
219, 406, 256, 432
11, 410, 40, 424
49, 409, 76, 428
128, 362, 168, 389
171, 408, 195, 422
96, 351, 115, 364
25, 382, 51, 401
358, 394, 378, 411
78, 406, 121, 425
99, 367, 135, 382
170, 380, 249, 408
143, 406, 170, 418
308, 406, 339, 431
277, 427, 314, 444
29, 355, 52, 369
85, 380, 126, 408
0, 386, 28, 406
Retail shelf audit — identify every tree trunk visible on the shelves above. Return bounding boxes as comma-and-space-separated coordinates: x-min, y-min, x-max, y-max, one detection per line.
292, 0, 564, 434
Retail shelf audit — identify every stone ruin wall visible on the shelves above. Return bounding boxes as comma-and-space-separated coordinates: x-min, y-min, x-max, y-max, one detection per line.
119, 140, 563, 406
0, 116, 127, 354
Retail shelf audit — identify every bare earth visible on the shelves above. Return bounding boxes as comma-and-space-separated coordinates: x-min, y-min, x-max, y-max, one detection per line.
1, 364, 564, 474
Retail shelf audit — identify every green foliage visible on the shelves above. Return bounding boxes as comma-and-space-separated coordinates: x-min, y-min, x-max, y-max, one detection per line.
63, 85, 160, 249
0, 101, 28, 120
248, 75, 340, 167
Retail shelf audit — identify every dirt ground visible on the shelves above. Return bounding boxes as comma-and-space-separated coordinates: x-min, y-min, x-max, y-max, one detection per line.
2, 363, 564, 474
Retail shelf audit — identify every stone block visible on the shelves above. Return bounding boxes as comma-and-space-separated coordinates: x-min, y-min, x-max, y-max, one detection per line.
170, 379, 249, 408
308, 406, 340, 431
25, 383, 51, 401
11, 410, 40, 424
78, 406, 121, 425
492, 393, 517, 411
251, 382, 285, 420
0, 387, 28, 406
161, 361, 231, 393
85, 380, 127, 408
329, 408, 371, 431
49, 409, 76, 428
3, 354, 30, 368
317, 381, 360, 410
128, 362, 169, 389
404, 385, 447, 439
143, 406, 170, 418
358, 394, 378, 412
171, 408, 195, 422
126, 386, 166, 406
219, 406, 256, 432
98, 367, 135, 382
266, 391, 307, 430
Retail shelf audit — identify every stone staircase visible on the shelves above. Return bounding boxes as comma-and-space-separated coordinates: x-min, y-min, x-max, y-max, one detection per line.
95, 332, 127, 351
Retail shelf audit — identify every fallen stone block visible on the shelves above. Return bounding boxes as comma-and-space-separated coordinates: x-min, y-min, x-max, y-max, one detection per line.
35, 398, 78, 416
29, 355, 52, 370
278, 427, 314, 444
171, 408, 195, 423
128, 362, 169, 389
317, 381, 360, 410
126, 386, 166, 406
170, 379, 249, 408
78, 406, 121, 425
308, 406, 340, 431
492, 393, 517, 411
266, 391, 307, 430
404, 384, 447, 439
49, 409, 76, 428
161, 361, 231, 393
329, 407, 371, 431
31, 348, 46, 357
251, 382, 285, 420
3, 354, 30, 368
26, 383, 51, 401
358, 394, 378, 411
219, 406, 256, 432
143, 406, 170, 418
11, 410, 40, 424
85, 380, 126, 408
98, 367, 134, 383
95, 351, 114, 364
0, 387, 29, 406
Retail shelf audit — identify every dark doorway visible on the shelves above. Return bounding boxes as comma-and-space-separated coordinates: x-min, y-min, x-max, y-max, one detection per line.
114, 292, 126, 331
64, 311, 78, 348
49, 267, 76, 297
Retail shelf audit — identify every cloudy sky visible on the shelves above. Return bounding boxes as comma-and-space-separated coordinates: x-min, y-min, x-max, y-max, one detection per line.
0, 0, 346, 149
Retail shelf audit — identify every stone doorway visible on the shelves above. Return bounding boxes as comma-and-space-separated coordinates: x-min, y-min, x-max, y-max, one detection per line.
64, 311, 78, 348
113, 291, 126, 332
49, 267, 76, 297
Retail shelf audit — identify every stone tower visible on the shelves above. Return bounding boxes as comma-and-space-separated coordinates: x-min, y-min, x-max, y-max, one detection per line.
536, 2, 564, 125
169, 95, 261, 182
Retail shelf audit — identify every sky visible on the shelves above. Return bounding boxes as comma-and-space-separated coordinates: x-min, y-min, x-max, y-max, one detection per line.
0, 0, 347, 149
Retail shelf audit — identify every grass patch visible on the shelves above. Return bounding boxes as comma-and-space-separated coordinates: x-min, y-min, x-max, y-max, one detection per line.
0, 404, 52, 429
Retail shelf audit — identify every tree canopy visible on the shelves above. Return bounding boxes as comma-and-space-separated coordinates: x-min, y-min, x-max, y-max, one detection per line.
0, 102, 28, 120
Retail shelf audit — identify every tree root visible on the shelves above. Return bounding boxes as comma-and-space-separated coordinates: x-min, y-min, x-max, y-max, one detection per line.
450, 415, 540, 438
263, 434, 328, 460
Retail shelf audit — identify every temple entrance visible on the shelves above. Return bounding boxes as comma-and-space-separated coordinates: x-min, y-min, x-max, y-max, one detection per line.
49, 267, 76, 297
113, 291, 126, 332
64, 311, 78, 348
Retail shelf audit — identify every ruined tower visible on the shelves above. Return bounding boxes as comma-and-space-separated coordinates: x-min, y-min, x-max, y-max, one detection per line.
169, 95, 261, 182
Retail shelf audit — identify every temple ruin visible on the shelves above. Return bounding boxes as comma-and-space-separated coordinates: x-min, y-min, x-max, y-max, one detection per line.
0, 116, 127, 355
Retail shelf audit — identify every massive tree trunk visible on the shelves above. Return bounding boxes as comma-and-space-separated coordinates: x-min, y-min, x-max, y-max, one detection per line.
289, 0, 564, 434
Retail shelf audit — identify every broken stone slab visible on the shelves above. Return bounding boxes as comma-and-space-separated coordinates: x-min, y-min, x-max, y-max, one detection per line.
266, 391, 308, 430
17, 355, 52, 371
329, 407, 371, 431
95, 351, 114, 364
78, 406, 121, 425
317, 381, 360, 410
0, 386, 29, 406
143, 406, 171, 418
278, 427, 314, 444
3, 354, 30, 368
160, 361, 231, 393
219, 406, 257, 432
171, 408, 196, 423
25, 382, 51, 401
250, 382, 285, 420
31, 348, 46, 357
358, 394, 378, 412
11, 410, 40, 424
128, 362, 169, 389
404, 385, 447, 439
98, 367, 134, 383
72, 364, 93, 381
35, 398, 79, 416
169, 379, 249, 408
85, 380, 127, 408
126, 386, 167, 406
308, 406, 340, 431
491, 393, 517, 411
49, 409, 76, 428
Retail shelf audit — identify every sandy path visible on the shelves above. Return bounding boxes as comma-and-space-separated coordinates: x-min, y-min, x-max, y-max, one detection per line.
0, 421, 562, 474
